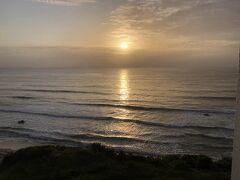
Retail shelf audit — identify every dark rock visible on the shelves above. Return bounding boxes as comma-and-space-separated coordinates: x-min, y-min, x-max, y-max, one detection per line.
18, 120, 25, 124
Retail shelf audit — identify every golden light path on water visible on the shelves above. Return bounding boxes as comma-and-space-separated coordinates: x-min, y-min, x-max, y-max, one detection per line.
106, 69, 143, 144
114, 69, 130, 120
119, 69, 129, 102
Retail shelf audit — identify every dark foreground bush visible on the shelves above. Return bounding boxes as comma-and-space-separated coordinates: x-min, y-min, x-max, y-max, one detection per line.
0, 144, 231, 180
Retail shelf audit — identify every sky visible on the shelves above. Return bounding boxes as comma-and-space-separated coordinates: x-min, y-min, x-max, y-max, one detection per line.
0, 0, 239, 68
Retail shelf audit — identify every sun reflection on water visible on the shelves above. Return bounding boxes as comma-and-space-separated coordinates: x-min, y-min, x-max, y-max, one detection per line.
105, 69, 143, 139
113, 69, 131, 120
119, 70, 129, 102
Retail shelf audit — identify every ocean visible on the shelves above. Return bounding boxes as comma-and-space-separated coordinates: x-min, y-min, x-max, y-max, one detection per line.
0, 67, 237, 158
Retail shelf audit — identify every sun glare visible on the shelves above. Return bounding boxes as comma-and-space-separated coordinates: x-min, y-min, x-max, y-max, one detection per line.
120, 42, 128, 49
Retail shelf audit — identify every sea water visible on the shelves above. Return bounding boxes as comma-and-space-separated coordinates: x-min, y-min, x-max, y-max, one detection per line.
0, 67, 237, 158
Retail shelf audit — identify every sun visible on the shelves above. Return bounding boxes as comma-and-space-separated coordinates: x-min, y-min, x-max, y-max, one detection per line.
120, 42, 128, 49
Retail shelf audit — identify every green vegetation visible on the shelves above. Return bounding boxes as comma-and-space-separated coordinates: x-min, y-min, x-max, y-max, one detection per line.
0, 144, 231, 180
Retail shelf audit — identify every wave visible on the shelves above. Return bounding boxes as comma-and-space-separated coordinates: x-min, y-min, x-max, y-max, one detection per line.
68, 133, 233, 145
170, 89, 236, 93
0, 127, 82, 146
185, 133, 233, 141
0, 109, 234, 132
64, 133, 154, 144
0, 88, 110, 95
10, 96, 36, 100
0, 127, 167, 145
1, 88, 236, 101
0, 127, 233, 151
66, 102, 235, 114
186, 96, 236, 100
193, 143, 233, 150
0, 127, 159, 146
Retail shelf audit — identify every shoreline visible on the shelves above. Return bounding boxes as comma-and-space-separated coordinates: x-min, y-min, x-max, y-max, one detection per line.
0, 142, 232, 161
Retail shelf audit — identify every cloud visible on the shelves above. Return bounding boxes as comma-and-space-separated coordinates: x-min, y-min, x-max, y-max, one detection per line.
31, 0, 96, 6
110, 0, 240, 50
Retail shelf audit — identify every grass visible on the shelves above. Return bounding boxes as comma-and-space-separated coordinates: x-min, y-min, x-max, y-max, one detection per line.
0, 144, 232, 180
